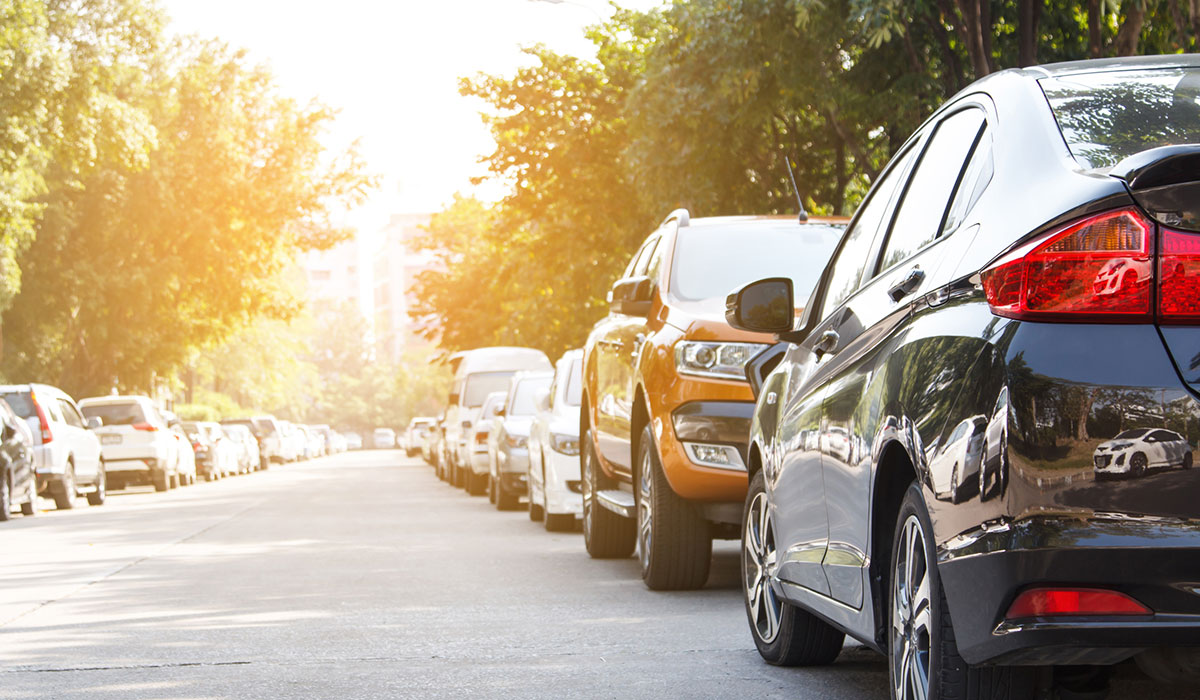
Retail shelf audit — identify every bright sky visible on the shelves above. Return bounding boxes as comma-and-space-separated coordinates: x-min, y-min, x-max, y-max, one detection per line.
162, 0, 664, 235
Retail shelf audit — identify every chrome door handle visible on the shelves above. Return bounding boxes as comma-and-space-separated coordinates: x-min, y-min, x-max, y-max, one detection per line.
888, 266, 926, 302
814, 329, 839, 359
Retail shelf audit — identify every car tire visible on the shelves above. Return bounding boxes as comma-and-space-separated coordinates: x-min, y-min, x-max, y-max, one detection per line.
1184, 452, 1193, 470
636, 425, 712, 591
20, 474, 36, 516
528, 476, 544, 522
581, 427, 635, 559
1130, 452, 1148, 477
170, 472, 180, 489
86, 465, 106, 506
487, 470, 497, 504
949, 463, 960, 505
743, 468, 843, 665
496, 477, 519, 510
0, 470, 11, 522
889, 484, 1034, 700
467, 470, 487, 497
153, 468, 170, 492
53, 464, 76, 510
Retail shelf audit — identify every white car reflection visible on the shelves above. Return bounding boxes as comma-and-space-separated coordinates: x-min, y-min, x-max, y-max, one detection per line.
930, 416, 988, 503
1093, 428, 1194, 479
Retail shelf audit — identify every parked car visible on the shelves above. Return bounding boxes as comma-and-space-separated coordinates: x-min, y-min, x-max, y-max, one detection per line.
327, 430, 347, 454
311, 424, 338, 455
421, 418, 441, 465
440, 347, 553, 487
727, 56, 1200, 698
164, 411, 198, 486
580, 210, 843, 590
0, 398, 37, 519
279, 421, 304, 461
183, 421, 237, 480
344, 431, 363, 451
80, 395, 179, 492
0, 384, 105, 509
182, 421, 221, 481
1093, 428, 1193, 479
404, 417, 434, 458
528, 349, 584, 531
467, 392, 507, 498
223, 424, 262, 474
486, 371, 552, 510
373, 428, 396, 449
222, 416, 283, 467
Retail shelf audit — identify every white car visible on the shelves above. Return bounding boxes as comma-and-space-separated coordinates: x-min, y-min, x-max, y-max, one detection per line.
222, 424, 261, 473
223, 416, 283, 466
0, 384, 105, 509
1094, 428, 1194, 479
163, 412, 198, 486
80, 396, 181, 492
929, 415, 988, 503
373, 428, 396, 449
468, 392, 507, 497
528, 350, 584, 531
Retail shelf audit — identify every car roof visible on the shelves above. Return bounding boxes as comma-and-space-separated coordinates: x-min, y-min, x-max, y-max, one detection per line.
450, 346, 552, 376
1024, 53, 1200, 78
78, 395, 151, 405
684, 214, 849, 228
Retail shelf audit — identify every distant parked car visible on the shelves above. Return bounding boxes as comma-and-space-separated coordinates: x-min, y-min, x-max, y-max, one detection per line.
182, 422, 222, 481
327, 430, 347, 454
373, 428, 396, 450
278, 421, 304, 461
0, 398, 37, 519
0, 384, 105, 509
404, 418, 434, 458
312, 424, 337, 455
81, 396, 183, 492
487, 371, 553, 510
163, 412, 197, 486
528, 349, 583, 531
344, 432, 363, 451
1094, 428, 1193, 479
468, 392, 507, 498
223, 424, 261, 474
222, 416, 283, 467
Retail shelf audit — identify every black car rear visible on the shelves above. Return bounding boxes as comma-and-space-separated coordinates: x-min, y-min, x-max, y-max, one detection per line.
731, 56, 1200, 698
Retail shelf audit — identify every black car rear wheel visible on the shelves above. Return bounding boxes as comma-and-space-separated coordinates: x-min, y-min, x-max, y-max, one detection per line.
637, 425, 711, 590
581, 427, 635, 559
743, 468, 844, 665
890, 484, 1033, 700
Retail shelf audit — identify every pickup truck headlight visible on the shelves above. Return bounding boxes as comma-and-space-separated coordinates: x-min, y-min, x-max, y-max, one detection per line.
549, 432, 580, 456
675, 341, 770, 380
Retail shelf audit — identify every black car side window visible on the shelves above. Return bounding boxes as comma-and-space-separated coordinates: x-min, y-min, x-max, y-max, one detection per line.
818, 144, 919, 322
877, 109, 987, 275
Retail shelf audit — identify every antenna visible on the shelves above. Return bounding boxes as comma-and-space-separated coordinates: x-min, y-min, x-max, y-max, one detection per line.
786, 156, 808, 223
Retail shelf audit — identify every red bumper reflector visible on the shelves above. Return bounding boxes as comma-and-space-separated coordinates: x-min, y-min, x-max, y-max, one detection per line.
1006, 587, 1151, 619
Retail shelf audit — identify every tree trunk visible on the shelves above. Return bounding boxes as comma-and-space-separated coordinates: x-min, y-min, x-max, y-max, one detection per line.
1169, 0, 1189, 50
1088, 0, 1104, 57
1115, 0, 1145, 57
925, 9, 965, 94
953, 0, 992, 78
834, 137, 847, 216
1018, 0, 1040, 66
1192, 0, 1200, 42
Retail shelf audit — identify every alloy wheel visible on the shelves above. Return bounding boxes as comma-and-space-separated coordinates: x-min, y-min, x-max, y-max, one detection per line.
743, 491, 781, 643
582, 441, 595, 544
636, 450, 654, 573
892, 514, 932, 700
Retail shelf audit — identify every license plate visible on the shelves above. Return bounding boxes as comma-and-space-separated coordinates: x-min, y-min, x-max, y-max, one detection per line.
101, 435, 122, 445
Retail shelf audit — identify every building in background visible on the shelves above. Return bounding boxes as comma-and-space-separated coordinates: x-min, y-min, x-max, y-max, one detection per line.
304, 241, 365, 310
375, 213, 435, 363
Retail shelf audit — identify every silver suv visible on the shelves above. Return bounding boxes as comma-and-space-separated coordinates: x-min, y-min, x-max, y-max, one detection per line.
0, 384, 105, 509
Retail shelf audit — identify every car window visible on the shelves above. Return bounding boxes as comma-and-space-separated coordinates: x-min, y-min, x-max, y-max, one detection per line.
0, 391, 34, 419
877, 109, 986, 274
81, 402, 147, 426
631, 236, 660, 278
509, 377, 551, 416
58, 399, 84, 428
943, 127, 993, 236
464, 372, 516, 407
819, 144, 919, 321
1150, 430, 1179, 442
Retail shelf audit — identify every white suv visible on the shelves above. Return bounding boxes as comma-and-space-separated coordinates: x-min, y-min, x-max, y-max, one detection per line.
528, 350, 584, 531
79, 396, 181, 492
0, 384, 105, 510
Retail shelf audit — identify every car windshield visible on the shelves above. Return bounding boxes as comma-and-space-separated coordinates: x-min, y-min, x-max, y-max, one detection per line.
564, 359, 582, 407
669, 223, 843, 302
81, 402, 147, 426
1041, 67, 1200, 170
463, 371, 515, 407
509, 377, 551, 416
252, 418, 276, 435
0, 392, 34, 419
182, 423, 203, 439
1114, 428, 1150, 440
224, 419, 257, 433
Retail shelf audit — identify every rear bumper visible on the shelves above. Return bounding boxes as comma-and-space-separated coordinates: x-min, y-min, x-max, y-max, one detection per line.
104, 457, 160, 475
543, 450, 582, 515
939, 516, 1200, 666
469, 450, 489, 475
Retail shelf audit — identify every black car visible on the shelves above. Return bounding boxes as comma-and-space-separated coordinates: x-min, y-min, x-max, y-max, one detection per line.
0, 398, 37, 520
727, 56, 1200, 698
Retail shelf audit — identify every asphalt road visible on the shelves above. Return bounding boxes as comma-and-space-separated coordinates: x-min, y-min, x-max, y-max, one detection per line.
0, 450, 1195, 699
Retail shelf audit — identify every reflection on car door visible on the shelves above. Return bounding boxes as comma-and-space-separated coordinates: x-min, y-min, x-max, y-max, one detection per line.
57, 398, 100, 481
594, 235, 658, 475
819, 107, 988, 609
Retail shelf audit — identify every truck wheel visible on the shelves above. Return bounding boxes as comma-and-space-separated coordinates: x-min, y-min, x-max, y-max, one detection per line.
581, 428, 635, 559
20, 474, 36, 516
545, 513, 574, 532
637, 425, 711, 590
743, 469, 843, 665
889, 484, 1034, 700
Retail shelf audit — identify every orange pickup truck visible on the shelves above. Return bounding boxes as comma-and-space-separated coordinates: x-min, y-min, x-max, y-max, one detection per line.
580, 210, 844, 590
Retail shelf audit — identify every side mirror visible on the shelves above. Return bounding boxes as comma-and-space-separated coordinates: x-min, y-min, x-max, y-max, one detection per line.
462, 420, 472, 429
726, 277, 794, 334
496, 405, 507, 417
534, 388, 550, 413
1, 422, 13, 441
610, 276, 655, 317
86, 416, 103, 430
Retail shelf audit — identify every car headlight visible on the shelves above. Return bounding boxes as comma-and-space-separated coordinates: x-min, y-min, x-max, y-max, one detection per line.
1110, 442, 1134, 450
505, 434, 527, 449
550, 432, 580, 456
675, 341, 770, 380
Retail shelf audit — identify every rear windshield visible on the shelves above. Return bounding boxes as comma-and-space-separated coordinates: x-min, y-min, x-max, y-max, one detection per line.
509, 377, 551, 416
223, 419, 257, 433
81, 402, 146, 426
669, 224, 843, 302
1041, 68, 1200, 170
564, 359, 582, 407
0, 392, 34, 419
253, 418, 277, 435
464, 371, 515, 407
182, 422, 204, 439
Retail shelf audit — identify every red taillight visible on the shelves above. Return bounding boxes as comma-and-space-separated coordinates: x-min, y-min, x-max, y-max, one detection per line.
30, 391, 52, 444
1006, 587, 1151, 619
475, 431, 488, 444
1159, 227, 1200, 321
133, 422, 158, 432
982, 209, 1153, 321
